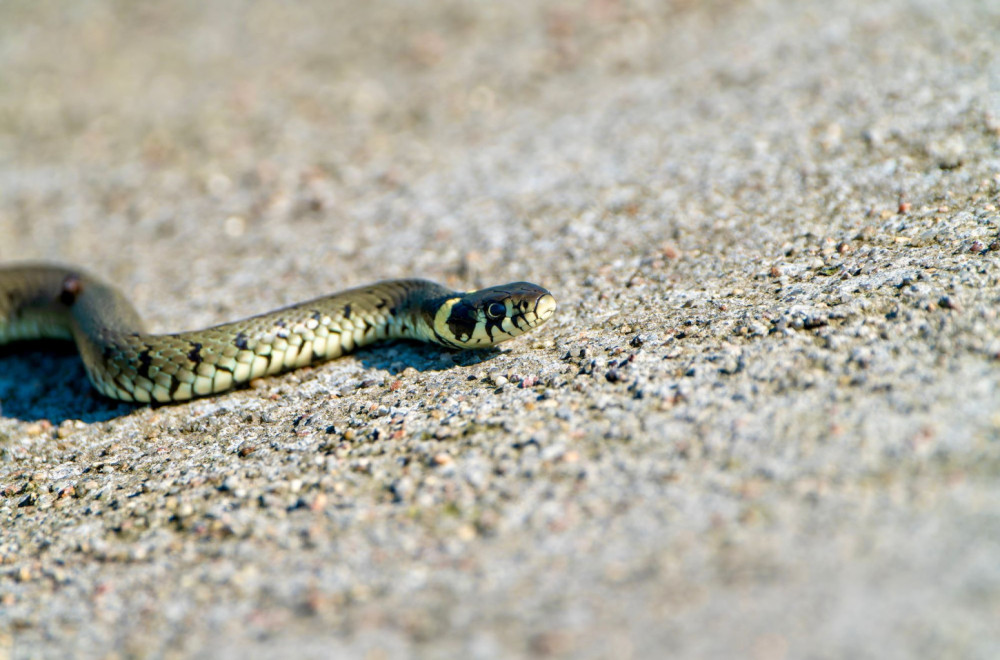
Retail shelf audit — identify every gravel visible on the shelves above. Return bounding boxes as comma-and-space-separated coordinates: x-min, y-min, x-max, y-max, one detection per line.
2, 0, 1000, 658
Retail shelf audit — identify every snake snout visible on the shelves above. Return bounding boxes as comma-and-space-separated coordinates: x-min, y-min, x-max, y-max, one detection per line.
534, 293, 557, 324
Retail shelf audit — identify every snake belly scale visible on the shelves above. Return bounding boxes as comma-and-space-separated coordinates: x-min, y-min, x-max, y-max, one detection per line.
0, 264, 556, 403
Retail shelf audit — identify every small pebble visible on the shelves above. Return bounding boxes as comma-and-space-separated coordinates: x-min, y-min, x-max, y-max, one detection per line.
432, 452, 454, 466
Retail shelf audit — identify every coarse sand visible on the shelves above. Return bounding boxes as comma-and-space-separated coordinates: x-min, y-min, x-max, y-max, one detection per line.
2, 1, 1000, 658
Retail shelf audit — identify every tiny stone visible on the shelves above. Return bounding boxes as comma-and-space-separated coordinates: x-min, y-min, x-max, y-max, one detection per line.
389, 478, 413, 502
310, 493, 328, 511
938, 296, 959, 311
432, 452, 454, 466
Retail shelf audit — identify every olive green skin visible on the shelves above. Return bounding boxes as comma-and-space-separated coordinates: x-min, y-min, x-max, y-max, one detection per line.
0, 264, 556, 403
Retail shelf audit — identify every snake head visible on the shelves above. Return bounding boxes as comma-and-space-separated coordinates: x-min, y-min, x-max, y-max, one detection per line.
432, 282, 556, 349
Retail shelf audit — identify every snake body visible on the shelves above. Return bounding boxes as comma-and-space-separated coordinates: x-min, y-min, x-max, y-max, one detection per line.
0, 264, 556, 403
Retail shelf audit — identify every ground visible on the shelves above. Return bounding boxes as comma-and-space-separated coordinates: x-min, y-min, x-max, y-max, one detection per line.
2, 1, 1000, 658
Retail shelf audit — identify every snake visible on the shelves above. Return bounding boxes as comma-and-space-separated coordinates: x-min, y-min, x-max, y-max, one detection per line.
0, 263, 556, 403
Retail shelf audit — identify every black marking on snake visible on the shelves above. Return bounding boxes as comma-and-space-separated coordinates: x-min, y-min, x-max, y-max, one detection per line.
478, 313, 503, 341
311, 310, 323, 322
137, 348, 154, 380
343, 304, 352, 319
235, 332, 249, 350
445, 301, 477, 343
188, 342, 203, 364
433, 327, 461, 349
59, 275, 83, 306
375, 300, 387, 309
276, 320, 287, 328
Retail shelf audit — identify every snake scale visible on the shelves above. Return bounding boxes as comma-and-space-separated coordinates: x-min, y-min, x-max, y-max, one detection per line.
0, 264, 556, 403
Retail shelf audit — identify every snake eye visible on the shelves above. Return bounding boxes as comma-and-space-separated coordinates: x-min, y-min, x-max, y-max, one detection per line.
486, 302, 506, 320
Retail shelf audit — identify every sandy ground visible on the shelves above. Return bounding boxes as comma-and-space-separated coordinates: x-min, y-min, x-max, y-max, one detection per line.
2, 1, 1000, 658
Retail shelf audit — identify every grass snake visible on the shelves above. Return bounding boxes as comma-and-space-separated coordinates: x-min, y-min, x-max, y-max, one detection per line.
0, 264, 556, 403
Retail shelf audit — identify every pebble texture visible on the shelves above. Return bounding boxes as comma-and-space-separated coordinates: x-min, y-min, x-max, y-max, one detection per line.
2, 1, 1000, 658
